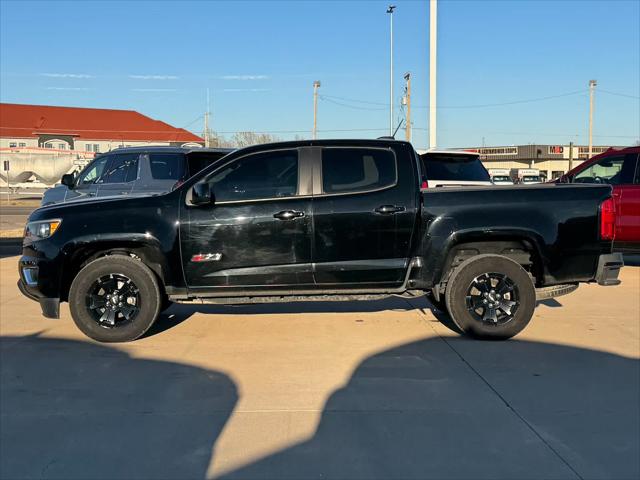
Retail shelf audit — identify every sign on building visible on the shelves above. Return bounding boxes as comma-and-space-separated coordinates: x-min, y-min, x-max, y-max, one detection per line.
548, 146, 564, 154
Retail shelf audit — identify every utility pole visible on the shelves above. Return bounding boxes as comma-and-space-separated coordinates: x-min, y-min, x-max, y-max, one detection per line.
568, 141, 574, 172
429, 0, 437, 149
403, 72, 411, 142
313, 80, 321, 140
387, 5, 396, 136
588, 79, 597, 158
203, 88, 211, 147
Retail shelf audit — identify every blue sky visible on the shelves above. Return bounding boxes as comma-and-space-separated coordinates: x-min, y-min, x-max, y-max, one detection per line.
1, 0, 638, 149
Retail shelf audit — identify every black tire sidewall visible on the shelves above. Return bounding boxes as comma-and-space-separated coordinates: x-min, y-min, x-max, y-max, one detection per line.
69, 256, 161, 342
445, 255, 536, 340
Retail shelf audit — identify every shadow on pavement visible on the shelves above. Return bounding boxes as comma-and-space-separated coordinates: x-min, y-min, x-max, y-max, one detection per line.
0, 335, 238, 479
222, 337, 639, 480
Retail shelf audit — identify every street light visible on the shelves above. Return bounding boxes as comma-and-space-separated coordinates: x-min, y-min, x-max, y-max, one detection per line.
386, 5, 396, 136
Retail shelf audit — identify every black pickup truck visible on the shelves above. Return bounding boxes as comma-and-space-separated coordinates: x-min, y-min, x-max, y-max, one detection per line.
18, 139, 623, 342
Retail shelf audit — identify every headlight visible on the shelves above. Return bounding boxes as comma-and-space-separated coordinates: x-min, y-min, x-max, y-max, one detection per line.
24, 219, 62, 240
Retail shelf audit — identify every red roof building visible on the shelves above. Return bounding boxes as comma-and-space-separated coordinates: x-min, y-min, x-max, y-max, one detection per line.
0, 103, 203, 153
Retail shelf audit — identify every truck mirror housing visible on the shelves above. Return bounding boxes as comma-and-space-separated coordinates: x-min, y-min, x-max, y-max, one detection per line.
191, 182, 214, 206
61, 174, 75, 188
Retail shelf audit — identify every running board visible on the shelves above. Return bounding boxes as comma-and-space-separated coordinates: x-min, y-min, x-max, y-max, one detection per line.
175, 291, 424, 306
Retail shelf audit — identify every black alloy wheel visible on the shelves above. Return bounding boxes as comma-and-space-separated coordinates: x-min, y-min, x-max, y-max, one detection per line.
86, 273, 141, 328
465, 272, 519, 326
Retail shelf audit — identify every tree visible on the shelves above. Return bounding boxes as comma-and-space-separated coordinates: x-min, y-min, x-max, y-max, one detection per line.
229, 132, 281, 147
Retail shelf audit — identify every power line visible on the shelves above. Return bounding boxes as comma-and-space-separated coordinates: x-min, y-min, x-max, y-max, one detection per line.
599, 89, 640, 100
319, 89, 588, 110
318, 95, 386, 111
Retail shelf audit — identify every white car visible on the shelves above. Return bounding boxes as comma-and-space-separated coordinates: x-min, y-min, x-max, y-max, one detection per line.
418, 150, 493, 188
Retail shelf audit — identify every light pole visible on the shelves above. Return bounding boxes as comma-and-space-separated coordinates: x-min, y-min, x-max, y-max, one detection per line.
387, 5, 396, 136
429, 0, 437, 149
313, 80, 321, 140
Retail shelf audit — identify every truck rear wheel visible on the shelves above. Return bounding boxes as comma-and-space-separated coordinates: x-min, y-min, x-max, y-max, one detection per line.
69, 256, 162, 342
444, 254, 536, 340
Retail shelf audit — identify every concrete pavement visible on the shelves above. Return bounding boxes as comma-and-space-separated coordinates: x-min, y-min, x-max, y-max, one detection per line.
0, 255, 638, 479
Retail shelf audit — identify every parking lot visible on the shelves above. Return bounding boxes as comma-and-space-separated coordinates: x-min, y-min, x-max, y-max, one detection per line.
0, 254, 638, 479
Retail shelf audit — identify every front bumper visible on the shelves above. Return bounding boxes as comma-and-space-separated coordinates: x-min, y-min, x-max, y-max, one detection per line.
17, 279, 60, 318
18, 253, 62, 319
595, 253, 624, 286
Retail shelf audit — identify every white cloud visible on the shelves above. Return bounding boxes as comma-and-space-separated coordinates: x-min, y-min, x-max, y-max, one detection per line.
223, 88, 270, 92
46, 87, 92, 91
132, 88, 177, 92
220, 75, 269, 80
41, 73, 94, 79
129, 74, 179, 80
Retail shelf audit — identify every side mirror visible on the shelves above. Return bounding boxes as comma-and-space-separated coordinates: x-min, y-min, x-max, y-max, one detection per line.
191, 182, 214, 206
61, 173, 75, 188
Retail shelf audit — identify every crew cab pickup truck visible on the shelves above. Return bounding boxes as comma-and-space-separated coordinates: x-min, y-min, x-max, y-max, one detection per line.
18, 139, 623, 342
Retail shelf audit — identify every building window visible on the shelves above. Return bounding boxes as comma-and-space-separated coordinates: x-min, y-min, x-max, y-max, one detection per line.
9, 142, 17, 148
18, 142, 26, 147
58, 143, 66, 150
94, 144, 100, 153
44, 143, 53, 149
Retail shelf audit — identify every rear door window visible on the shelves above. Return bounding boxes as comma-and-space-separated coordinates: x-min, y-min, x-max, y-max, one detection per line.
421, 154, 490, 182
149, 153, 186, 180
100, 153, 139, 184
321, 148, 396, 194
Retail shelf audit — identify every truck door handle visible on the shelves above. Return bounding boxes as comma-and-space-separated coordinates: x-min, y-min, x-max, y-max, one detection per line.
273, 210, 305, 220
375, 205, 405, 214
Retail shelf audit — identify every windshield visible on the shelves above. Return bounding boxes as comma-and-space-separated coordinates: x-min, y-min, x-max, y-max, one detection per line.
492, 176, 510, 182
421, 154, 490, 182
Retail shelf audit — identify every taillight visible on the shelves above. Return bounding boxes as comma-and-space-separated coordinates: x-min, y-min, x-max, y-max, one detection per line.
599, 197, 616, 241
421, 179, 429, 190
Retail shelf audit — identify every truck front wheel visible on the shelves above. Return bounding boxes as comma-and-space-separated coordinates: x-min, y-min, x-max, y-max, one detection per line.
444, 254, 536, 340
68, 256, 162, 342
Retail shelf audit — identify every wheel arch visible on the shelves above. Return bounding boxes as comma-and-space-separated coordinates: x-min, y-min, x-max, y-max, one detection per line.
425, 229, 547, 292
60, 239, 168, 302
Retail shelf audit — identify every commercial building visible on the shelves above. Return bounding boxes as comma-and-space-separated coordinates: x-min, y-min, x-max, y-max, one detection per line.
0, 103, 203, 185
461, 144, 626, 180
0, 103, 203, 152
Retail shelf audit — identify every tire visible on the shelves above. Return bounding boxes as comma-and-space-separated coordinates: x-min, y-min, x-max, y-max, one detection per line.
444, 254, 536, 340
68, 256, 162, 342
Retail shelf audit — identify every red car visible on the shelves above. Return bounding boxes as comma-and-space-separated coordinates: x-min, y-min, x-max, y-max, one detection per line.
561, 146, 640, 253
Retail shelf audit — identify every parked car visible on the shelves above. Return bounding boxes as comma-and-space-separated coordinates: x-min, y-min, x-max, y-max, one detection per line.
511, 168, 542, 184
488, 168, 513, 185
560, 146, 640, 253
419, 150, 492, 187
19, 139, 622, 343
41, 146, 233, 206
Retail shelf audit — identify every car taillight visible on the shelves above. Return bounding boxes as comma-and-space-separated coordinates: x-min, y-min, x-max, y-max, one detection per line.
599, 197, 616, 241
421, 179, 429, 190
